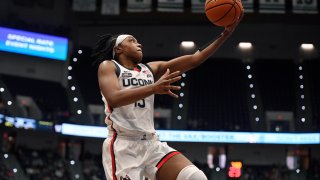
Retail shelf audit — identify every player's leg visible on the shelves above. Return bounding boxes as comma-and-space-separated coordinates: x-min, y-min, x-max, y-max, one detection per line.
102, 138, 114, 180
156, 153, 207, 180
102, 137, 145, 180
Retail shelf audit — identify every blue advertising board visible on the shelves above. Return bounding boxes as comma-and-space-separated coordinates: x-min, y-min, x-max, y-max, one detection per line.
0, 27, 68, 61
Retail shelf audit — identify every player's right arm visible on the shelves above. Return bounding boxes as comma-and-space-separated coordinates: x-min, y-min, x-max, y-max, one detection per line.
98, 61, 181, 108
148, 14, 243, 81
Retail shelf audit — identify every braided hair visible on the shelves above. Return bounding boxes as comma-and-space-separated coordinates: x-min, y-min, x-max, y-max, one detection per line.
91, 34, 119, 67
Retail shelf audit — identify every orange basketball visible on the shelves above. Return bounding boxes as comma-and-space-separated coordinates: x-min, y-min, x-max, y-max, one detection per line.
205, 0, 243, 27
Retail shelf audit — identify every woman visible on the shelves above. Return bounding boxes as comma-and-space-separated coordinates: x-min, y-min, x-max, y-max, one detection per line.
92, 17, 242, 180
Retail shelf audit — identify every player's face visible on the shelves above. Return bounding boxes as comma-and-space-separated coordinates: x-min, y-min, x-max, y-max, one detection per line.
119, 36, 143, 63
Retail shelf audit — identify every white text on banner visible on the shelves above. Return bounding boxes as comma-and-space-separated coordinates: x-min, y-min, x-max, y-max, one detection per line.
292, 0, 318, 14
157, 0, 184, 12
191, 0, 205, 13
259, 0, 286, 14
242, 0, 254, 13
127, 0, 152, 13
72, 0, 96, 12
101, 0, 120, 15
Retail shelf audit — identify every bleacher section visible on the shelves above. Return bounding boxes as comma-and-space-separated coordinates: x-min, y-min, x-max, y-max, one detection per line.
255, 59, 296, 112
186, 59, 250, 131
1, 74, 70, 123
0, 158, 14, 180
306, 60, 320, 131
1, 57, 318, 132
71, 47, 102, 106
16, 147, 70, 180
82, 153, 105, 180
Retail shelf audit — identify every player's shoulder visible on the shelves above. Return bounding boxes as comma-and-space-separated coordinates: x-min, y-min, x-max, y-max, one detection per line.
98, 60, 117, 73
99, 60, 116, 69
99, 60, 121, 77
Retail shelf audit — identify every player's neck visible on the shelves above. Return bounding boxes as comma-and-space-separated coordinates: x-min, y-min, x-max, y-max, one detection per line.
119, 58, 139, 69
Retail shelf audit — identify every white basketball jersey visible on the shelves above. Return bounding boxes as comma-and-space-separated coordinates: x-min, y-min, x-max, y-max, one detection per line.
102, 60, 156, 135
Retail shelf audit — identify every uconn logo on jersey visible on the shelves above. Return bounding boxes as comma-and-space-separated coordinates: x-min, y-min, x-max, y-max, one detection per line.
122, 78, 152, 87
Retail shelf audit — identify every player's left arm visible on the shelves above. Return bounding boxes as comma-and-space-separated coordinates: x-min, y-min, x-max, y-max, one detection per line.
148, 16, 243, 80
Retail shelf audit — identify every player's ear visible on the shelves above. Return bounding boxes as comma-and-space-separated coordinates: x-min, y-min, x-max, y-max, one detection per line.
114, 46, 123, 54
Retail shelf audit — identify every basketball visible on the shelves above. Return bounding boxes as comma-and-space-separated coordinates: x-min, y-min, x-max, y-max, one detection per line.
205, 0, 243, 27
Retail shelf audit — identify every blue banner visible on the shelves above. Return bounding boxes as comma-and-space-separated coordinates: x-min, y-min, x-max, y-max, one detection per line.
61, 123, 320, 144
0, 27, 68, 61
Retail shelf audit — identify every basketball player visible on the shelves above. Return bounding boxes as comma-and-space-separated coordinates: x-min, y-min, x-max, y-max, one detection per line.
92, 17, 242, 180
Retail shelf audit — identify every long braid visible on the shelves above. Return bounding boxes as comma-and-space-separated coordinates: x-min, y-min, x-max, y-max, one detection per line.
91, 34, 117, 67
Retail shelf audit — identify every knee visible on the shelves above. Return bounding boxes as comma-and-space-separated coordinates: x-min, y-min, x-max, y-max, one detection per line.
176, 165, 208, 180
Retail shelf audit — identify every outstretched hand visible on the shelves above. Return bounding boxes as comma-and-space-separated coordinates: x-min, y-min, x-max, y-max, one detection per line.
152, 69, 181, 98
